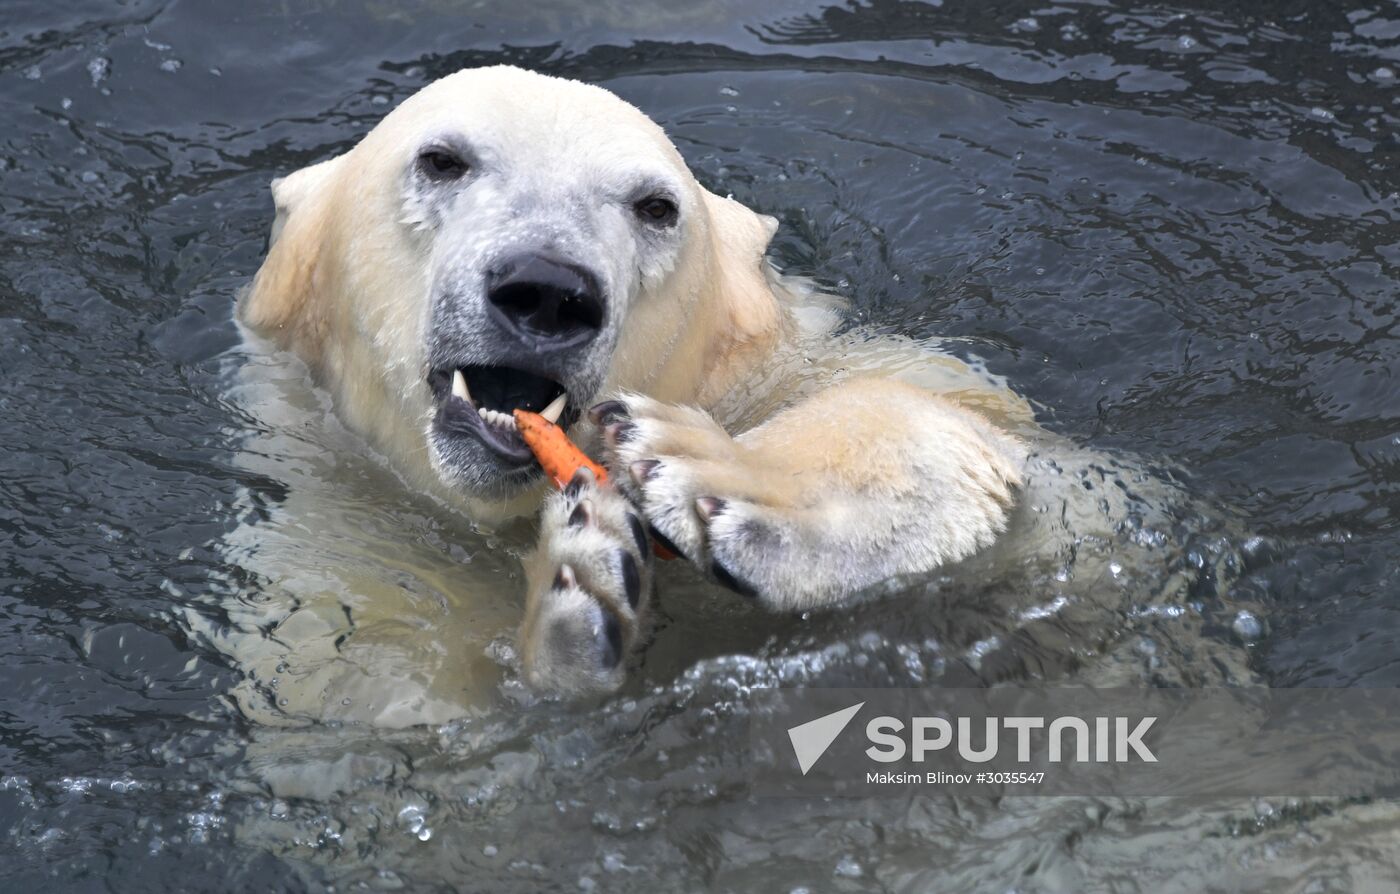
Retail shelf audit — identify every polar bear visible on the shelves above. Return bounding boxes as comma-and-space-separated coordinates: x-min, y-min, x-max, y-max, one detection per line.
237, 65, 1246, 700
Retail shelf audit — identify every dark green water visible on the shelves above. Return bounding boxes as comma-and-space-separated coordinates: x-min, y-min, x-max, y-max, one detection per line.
1, 1, 1397, 890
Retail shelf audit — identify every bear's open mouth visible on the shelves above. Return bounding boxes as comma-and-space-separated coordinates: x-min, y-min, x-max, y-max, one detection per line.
427, 364, 574, 464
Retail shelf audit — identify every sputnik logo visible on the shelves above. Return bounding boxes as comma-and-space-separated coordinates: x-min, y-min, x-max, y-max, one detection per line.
787, 702, 865, 775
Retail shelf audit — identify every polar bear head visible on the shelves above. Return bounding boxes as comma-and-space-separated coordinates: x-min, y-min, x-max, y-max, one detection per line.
241, 66, 781, 514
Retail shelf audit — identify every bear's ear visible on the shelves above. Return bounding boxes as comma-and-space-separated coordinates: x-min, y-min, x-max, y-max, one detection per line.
698, 187, 782, 341
240, 154, 346, 333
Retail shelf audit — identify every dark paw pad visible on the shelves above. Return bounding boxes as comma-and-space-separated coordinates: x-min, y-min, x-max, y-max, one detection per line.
626, 513, 649, 557
711, 560, 760, 600
598, 607, 623, 669
617, 549, 641, 609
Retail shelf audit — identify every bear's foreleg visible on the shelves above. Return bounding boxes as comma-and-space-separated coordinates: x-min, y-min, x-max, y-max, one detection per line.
593, 377, 1026, 612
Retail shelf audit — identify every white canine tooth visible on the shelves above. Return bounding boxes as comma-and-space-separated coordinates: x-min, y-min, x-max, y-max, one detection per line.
477, 406, 489, 419
452, 369, 471, 402
540, 392, 567, 424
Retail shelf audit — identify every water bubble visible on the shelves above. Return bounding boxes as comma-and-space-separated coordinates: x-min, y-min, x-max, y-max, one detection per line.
1012, 17, 1040, 32
23, 65, 41, 80
719, 86, 739, 97
1109, 561, 1123, 577
601, 852, 625, 873
483, 844, 498, 857
159, 58, 183, 73
835, 855, 864, 878
270, 799, 290, 819
1309, 107, 1335, 122
1232, 610, 1263, 641
1020, 595, 1069, 622
486, 635, 517, 668
397, 804, 432, 842
1374, 67, 1395, 81
965, 636, 1001, 670
187, 810, 223, 844
61, 97, 72, 110
591, 810, 623, 833
80, 171, 100, 184
2, 776, 35, 807
372, 95, 389, 105
318, 821, 344, 847
87, 56, 111, 87
1178, 35, 1197, 49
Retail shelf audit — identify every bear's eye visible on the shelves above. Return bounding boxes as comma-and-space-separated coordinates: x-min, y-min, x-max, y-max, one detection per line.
418, 149, 469, 181
633, 196, 678, 227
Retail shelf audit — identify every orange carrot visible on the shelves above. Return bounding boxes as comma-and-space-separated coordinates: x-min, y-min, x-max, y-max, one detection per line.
514, 408, 676, 561
513, 408, 608, 489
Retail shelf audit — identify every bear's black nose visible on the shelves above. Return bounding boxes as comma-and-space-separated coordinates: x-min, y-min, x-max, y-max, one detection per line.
486, 252, 604, 349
